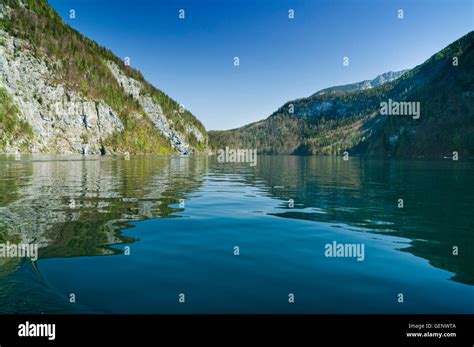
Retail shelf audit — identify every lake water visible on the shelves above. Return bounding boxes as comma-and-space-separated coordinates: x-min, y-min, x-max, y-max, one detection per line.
0, 155, 473, 313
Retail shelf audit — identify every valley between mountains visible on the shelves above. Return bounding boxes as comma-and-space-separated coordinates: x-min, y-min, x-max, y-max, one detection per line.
1, 1, 473, 159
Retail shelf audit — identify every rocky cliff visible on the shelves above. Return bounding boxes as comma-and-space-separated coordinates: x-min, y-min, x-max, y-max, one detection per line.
0, 0, 207, 155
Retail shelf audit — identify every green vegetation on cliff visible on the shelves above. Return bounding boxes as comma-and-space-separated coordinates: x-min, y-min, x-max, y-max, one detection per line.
0, 87, 33, 151
365, 31, 474, 158
1, 0, 207, 154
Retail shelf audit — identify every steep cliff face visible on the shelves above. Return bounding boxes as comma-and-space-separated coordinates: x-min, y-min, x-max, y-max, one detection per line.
0, 30, 124, 154
0, 0, 207, 155
107, 61, 206, 155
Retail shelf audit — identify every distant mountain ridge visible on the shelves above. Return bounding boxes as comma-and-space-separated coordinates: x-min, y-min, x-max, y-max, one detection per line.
210, 31, 474, 159
312, 70, 408, 97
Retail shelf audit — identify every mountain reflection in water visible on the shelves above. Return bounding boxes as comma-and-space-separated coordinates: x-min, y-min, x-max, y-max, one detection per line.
0, 155, 472, 313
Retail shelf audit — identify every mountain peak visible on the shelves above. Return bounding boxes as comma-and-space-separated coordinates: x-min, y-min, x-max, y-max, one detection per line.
312, 70, 408, 97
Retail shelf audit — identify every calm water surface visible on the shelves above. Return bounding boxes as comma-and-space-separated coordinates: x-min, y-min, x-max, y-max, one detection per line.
0, 155, 473, 313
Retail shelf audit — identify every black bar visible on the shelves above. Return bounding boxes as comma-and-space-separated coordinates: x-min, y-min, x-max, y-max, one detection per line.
0, 314, 472, 346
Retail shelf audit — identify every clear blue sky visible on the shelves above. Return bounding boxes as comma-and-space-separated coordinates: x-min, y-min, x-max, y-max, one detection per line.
48, 0, 473, 131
